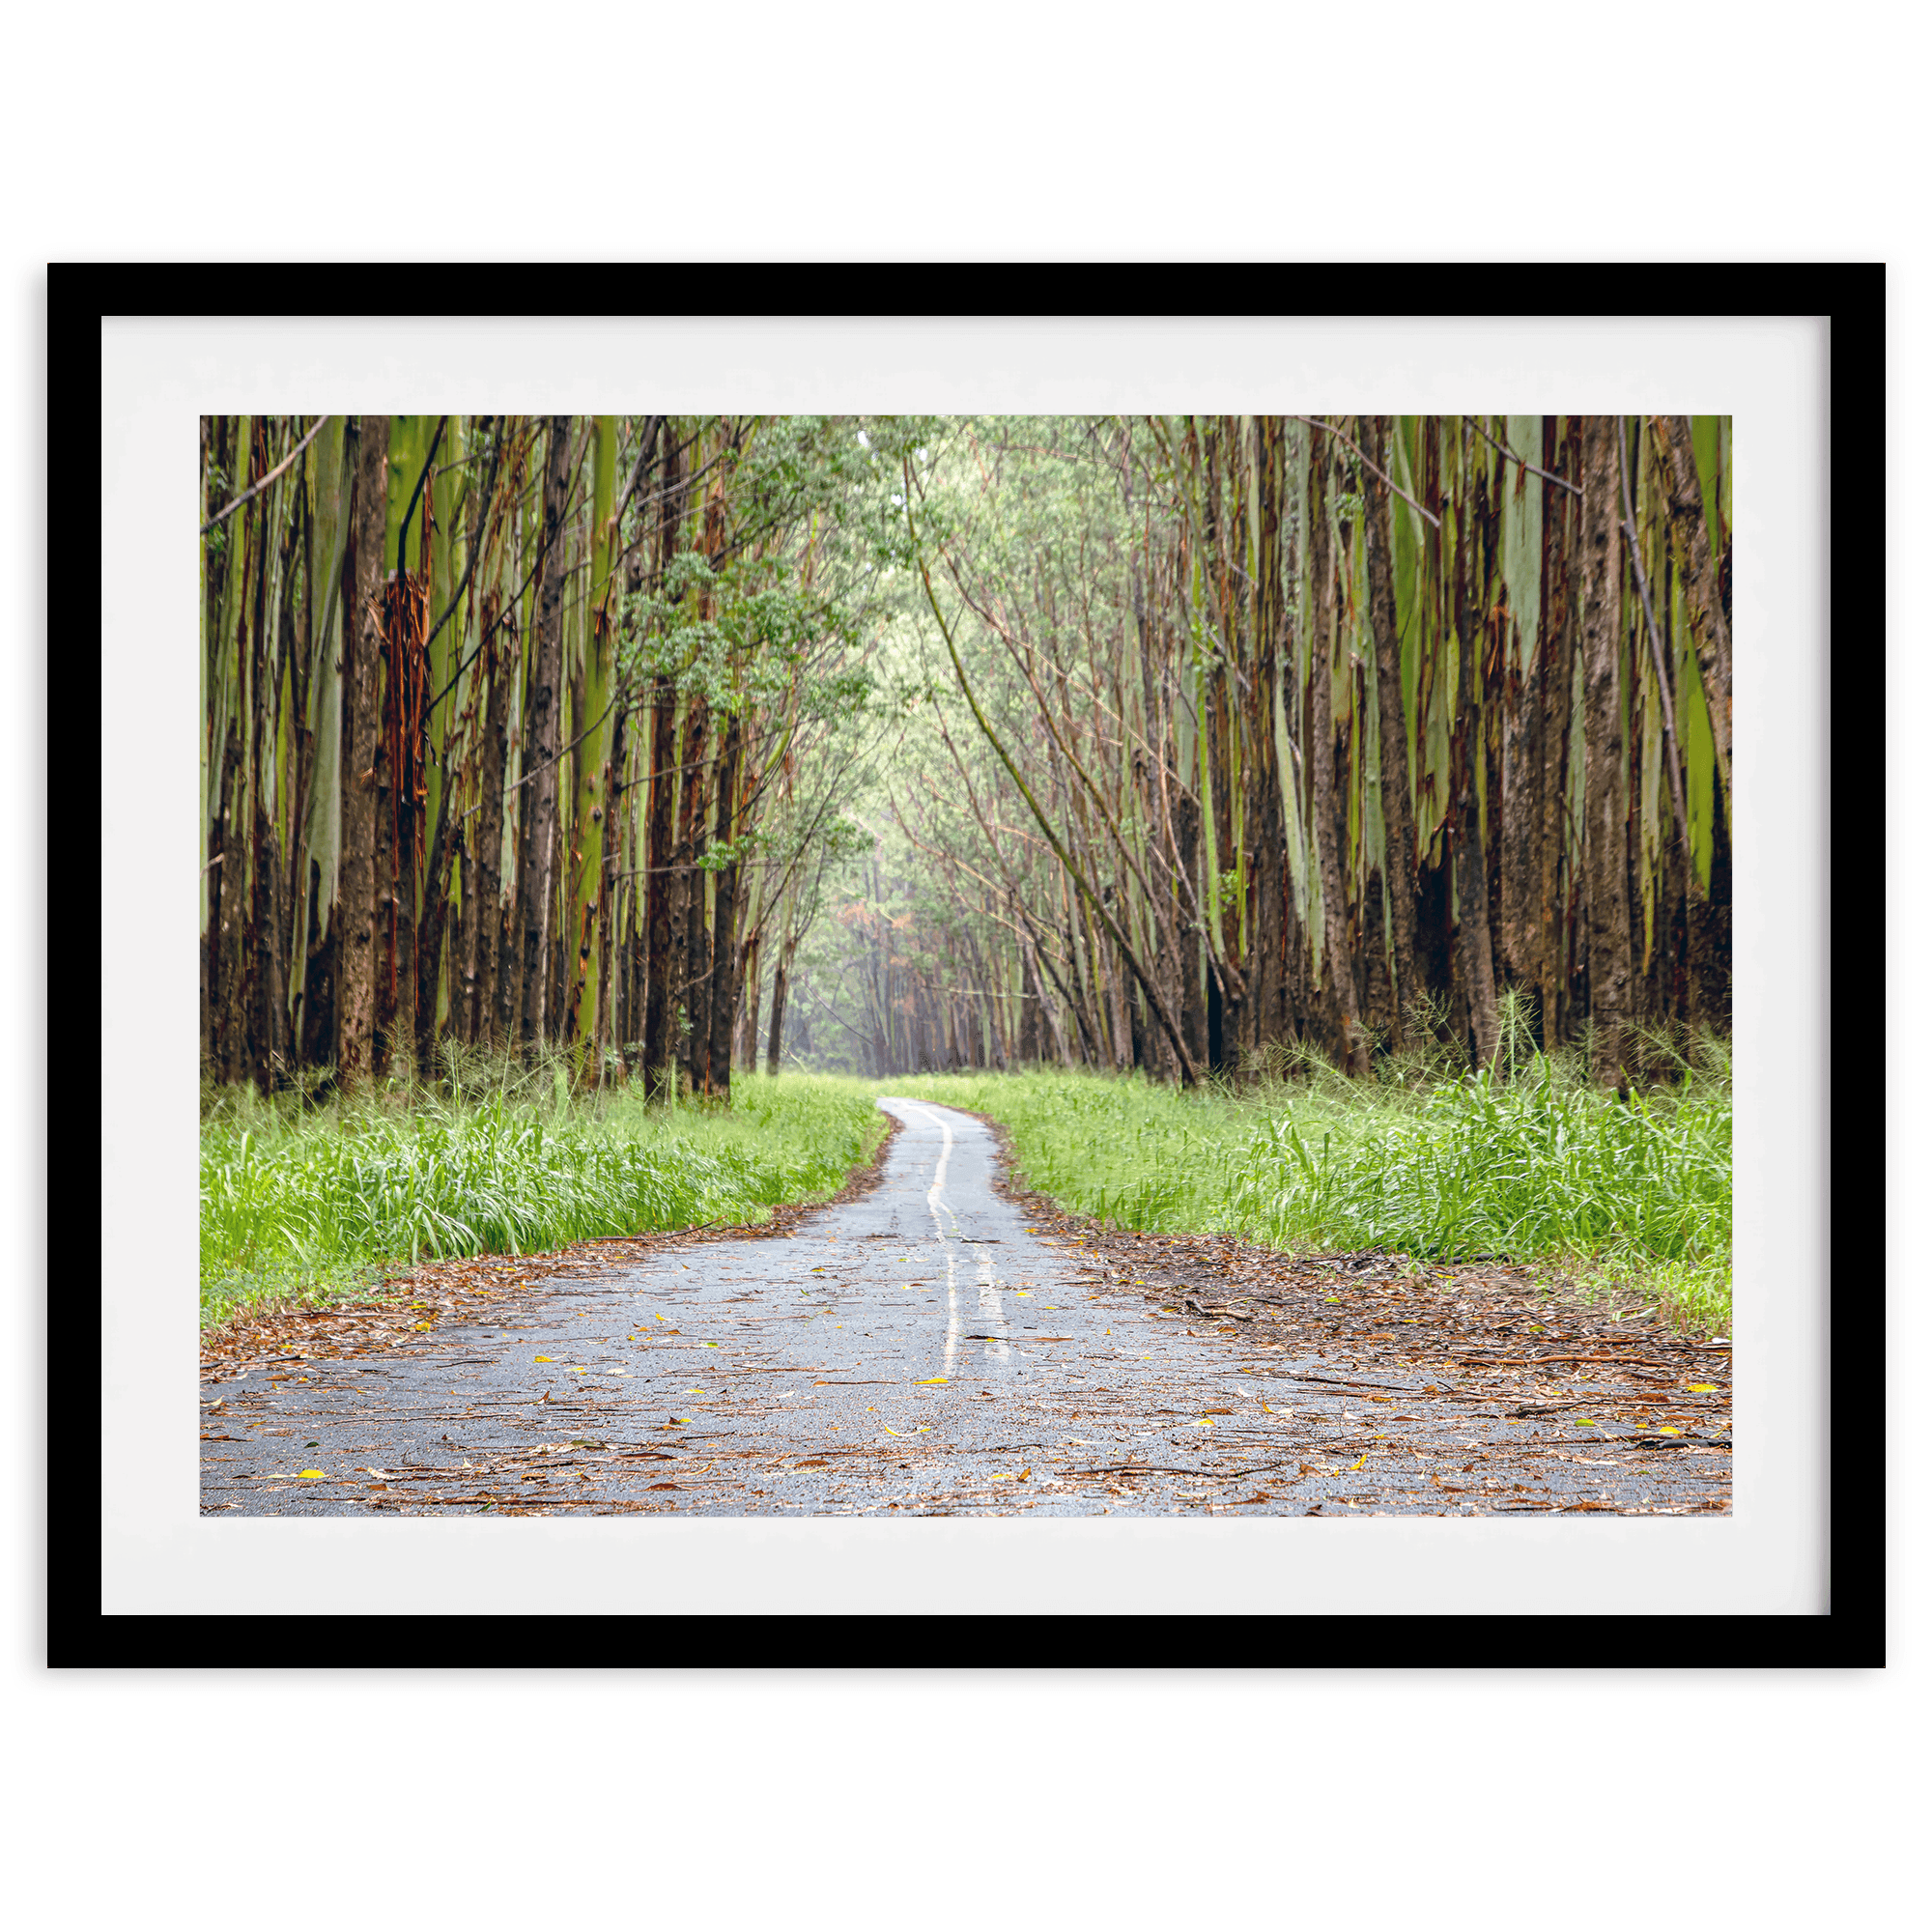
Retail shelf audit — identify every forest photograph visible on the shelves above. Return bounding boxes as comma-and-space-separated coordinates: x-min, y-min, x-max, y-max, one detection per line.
196, 411, 1734, 1520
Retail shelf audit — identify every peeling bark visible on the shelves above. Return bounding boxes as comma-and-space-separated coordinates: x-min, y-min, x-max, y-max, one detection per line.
1579, 417, 1634, 1089
335, 415, 387, 1094
517, 417, 572, 1052
1307, 440, 1371, 1076
1362, 416, 1422, 1050
1652, 414, 1732, 814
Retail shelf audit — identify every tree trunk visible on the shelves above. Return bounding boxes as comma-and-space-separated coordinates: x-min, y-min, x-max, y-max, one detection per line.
674, 692, 712, 1094
1362, 416, 1422, 1051
705, 712, 744, 1098
739, 927, 761, 1072
1579, 416, 1634, 1089
335, 414, 387, 1094
1306, 438, 1371, 1076
246, 489, 289, 1090
517, 416, 572, 1052
642, 678, 679, 1094
1173, 785, 1207, 1073
1652, 414, 1732, 820
1453, 448, 1500, 1071
766, 930, 795, 1076
1536, 418, 1577, 1050
471, 593, 510, 1045
413, 760, 457, 1078
570, 416, 618, 1053
595, 697, 628, 1083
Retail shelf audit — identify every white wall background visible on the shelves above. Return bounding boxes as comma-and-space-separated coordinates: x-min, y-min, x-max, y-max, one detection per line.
6, 8, 1922, 1928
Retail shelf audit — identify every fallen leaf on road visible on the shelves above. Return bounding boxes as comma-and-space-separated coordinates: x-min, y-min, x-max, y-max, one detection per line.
1657, 1426, 1681, 1435
703, 1342, 719, 1349
534, 1355, 554, 1363
1346, 1455, 1367, 1472
917, 1377, 948, 1384
1687, 1383, 1719, 1393
298, 1469, 327, 1480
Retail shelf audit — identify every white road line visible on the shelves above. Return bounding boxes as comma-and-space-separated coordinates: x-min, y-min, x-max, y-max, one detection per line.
977, 1249, 1010, 1362
899, 1102, 963, 1375
944, 1244, 959, 1377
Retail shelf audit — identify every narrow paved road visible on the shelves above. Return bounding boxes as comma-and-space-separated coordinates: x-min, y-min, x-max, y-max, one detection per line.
201, 1099, 1730, 1517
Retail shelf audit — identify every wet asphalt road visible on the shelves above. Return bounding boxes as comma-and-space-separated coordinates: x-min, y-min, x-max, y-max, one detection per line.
201, 1099, 1729, 1517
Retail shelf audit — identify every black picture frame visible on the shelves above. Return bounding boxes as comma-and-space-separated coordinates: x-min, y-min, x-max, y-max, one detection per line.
64, 265, 1877, 1665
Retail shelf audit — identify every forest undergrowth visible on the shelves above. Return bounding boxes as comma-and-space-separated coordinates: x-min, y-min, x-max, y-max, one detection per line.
198, 1054, 885, 1330
888, 1007, 1732, 1333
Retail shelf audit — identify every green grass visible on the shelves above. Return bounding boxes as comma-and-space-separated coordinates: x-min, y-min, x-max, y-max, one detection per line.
884, 1027, 1732, 1332
202, 1022, 1732, 1338
199, 1058, 887, 1331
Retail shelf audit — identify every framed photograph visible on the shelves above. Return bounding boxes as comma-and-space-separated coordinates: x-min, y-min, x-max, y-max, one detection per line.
71, 268, 1872, 1662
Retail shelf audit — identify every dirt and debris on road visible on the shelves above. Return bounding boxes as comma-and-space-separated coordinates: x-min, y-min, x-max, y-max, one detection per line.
200, 1100, 1728, 1519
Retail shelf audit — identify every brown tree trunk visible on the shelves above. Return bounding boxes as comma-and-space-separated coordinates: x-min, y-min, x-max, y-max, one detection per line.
413, 760, 456, 1078
335, 415, 388, 1094
642, 679, 679, 1093
1016, 943, 1039, 1064
674, 692, 712, 1094
472, 595, 510, 1046
1537, 417, 1577, 1050
766, 931, 795, 1076
1174, 785, 1207, 1073
1579, 416, 1634, 1089
595, 699, 628, 1083
1307, 439, 1371, 1076
705, 713, 744, 1098
246, 509, 291, 1090
1492, 441, 1542, 1016
545, 806, 569, 1041
1361, 416, 1422, 1051
738, 928, 761, 1072
1453, 457, 1500, 1071
517, 417, 572, 1052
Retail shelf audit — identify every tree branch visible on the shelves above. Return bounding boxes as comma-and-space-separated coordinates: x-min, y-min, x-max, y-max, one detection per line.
1293, 416, 1441, 528
1463, 415, 1581, 497
199, 416, 328, 534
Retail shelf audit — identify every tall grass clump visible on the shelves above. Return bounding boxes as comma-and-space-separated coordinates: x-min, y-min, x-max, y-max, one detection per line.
200, 1060, 885, 1330
887, 1024, 1731, 1329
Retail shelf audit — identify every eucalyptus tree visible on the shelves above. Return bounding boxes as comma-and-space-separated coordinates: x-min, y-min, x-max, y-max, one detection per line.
198, 410, 1730, 1098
